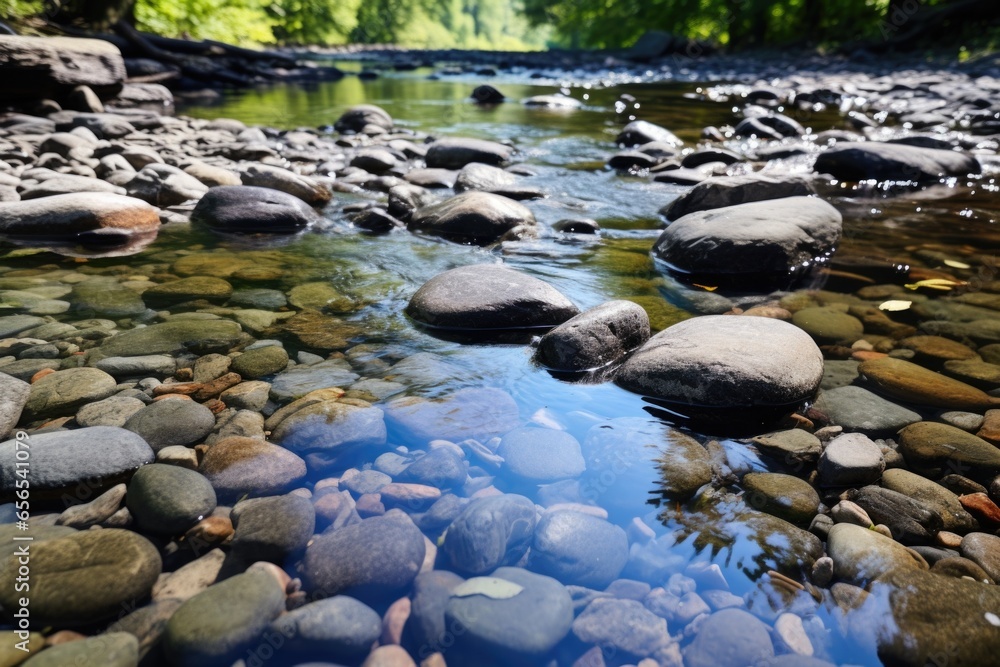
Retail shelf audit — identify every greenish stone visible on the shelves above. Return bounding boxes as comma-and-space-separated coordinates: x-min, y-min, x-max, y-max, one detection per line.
23, 367, 117, 421
792, 306, 864, 344
287, 282, 356, 312
142, 276, 233, 307
231, 345, 289, 379
742, 472, 820, 524
71, 278, 146, 317
100, 320, 243, 357
21, 633, 137, 667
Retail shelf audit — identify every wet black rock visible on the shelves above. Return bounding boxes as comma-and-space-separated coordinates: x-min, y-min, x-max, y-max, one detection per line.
615, 315, 823, 410
472, 85, 505, 104
425, 137, 512, 169
660, 174, 816, 221
552, 218, 600, 234
616, 120, 683, 147
442, 494, 536, 575
405, 264, 578, 333
191, 185, 319, 233
334, 104, 393, 133
536, 300, 650, 371
529, 510, 629, 588
407, 191, 536, 244
301, 510, 425, 601
814, 141, 980, 183
652, 196, 842, 282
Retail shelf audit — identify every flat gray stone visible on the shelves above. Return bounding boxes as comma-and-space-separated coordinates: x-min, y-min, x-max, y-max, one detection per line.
497, 427, 585, 484
813, 385, 921, 435
818, 432, 885, 487
0, 371, 28, 440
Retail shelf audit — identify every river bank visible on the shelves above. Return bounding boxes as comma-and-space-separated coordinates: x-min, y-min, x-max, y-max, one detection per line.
1, 33, 1000, 667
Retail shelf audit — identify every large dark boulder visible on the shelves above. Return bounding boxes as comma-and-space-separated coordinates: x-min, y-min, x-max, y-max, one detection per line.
814, 141, 980, 182
191, 186, 319, 233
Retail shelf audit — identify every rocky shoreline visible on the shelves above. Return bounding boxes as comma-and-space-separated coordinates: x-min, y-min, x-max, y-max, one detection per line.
0, 33, 999, 667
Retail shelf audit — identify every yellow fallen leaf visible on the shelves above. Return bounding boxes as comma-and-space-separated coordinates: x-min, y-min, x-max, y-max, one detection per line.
879, 300, 912, 311
904, 279, 966, 291
692, 284, 718, 291
944, 259, 971, 269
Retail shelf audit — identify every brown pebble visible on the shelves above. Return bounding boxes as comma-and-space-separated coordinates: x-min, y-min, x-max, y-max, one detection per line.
936, 531, 963, 549
154, 372, 242, 401
379, 483, 441, 506
184, 515, 234, 550
46, 630, 86, 646
851, 350, 888, 361
959, 492, 1000, 524
175, 368, 194, 381
976, 409, 1000, 445
381, 596, 411, 645
363, 644, 417, 667
203, 398, 227, 414
153, 393, 193, 402
356, 493, 386, 518
30, 368, 56, 383
420, 654, 447, 667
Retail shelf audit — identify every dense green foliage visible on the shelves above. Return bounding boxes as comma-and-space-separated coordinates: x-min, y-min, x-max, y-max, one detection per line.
524, 0, 994, 49
129, 0, 546, 48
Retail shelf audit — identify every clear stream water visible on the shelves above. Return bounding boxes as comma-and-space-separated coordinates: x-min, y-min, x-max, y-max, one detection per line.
7, 63, 1000, 665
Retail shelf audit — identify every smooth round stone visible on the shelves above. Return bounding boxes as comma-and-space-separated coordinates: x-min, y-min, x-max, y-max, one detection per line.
126, 463, 217, 535
230, 493, 315, 563
616, 120, 682, 147
684, 608, 774, 667
0, 426, 154, 497
163, 569, 286, 667
424, 137, 511, 169
535, 300, 650, 372
71, 278, 147, 317
405, 570, 465, 651
652, 197, 842, 280
95, 354, 176, 378
124, 399, 216, 451
814, 141, 980, 182
442, 494, 537, 575
76, 395, 146, 427
142, 276, 233, 307
751, 429, 822, 465
342, 469, 393, 496
271, 400, 386, 470
827, 523, 921, 585
898, 421, 1000, 476
859, 357, 1000, 411
231, 345, 289, 379
573, 598, 671, 660
817, 432, 885, 487
219, 381, 271, 411
385, 387, 521, 445
445, 567, 573, 663
302, 510, 426, 601
269, 360, 359, 402
900, 335, 978, 362
943, 358, 1000, 389
0, 192, 159, 239
20, 632, 138, 667
335, 104, 393, 132
497, 427, 585, 485
268, 596, 381, 662
192, 185, 319, 233
660, 173, 814, 221
100, 320, 243, 357
812, 385, 921, 435
23, 366, 117, 420
876, 567, 1000, 666
454, 162, 517, 192
399, 447, 467, 489
792, 307, 864, 344
961, 532, 1000, 581
940, 411, 985, 432
615, 315, 823, 408
881, 468, 977, 533
241, 163, 330, 205
529, 510, 628, 588
0, 314, 47, 337
742, 472, 820, 524
200, 436, 306, 502
228, 288, 287, 310
0, 528, 161, 627
0, 371, 29, 440
408, 191, 535, 245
